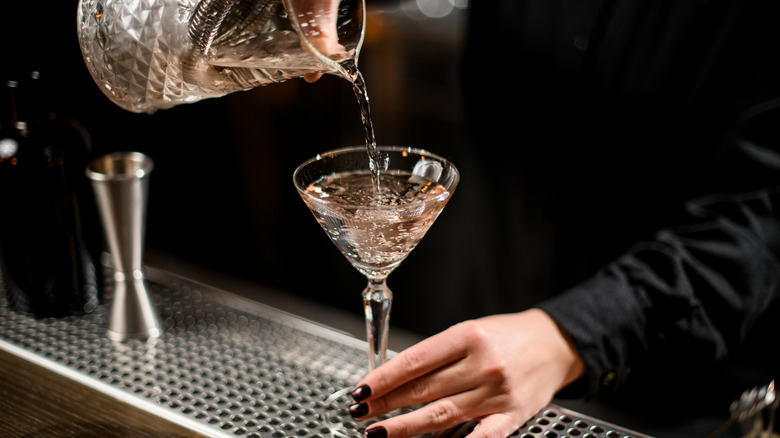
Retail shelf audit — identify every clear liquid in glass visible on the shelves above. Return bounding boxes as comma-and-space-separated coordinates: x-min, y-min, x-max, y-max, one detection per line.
302, 169, 451, 278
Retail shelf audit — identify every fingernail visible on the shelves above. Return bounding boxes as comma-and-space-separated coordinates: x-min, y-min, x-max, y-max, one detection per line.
351, 384, 372, 402
365, 425, 387, 438
349, 402, 369, 418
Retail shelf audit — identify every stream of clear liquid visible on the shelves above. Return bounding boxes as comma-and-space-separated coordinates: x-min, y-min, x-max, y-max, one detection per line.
341, 59, 383, 192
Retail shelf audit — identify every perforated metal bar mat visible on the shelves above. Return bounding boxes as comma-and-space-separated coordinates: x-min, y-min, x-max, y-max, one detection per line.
0, 267, 651, 438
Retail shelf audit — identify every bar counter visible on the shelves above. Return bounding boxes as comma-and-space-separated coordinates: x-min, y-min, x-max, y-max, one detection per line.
0, 265, 653, 438
0, 347, 200, 437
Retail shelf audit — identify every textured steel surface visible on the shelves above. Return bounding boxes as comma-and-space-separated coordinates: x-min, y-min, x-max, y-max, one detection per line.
0, 267, 650, 438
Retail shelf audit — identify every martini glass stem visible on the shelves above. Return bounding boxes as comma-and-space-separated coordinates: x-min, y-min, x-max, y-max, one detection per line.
362, 276, 393, 371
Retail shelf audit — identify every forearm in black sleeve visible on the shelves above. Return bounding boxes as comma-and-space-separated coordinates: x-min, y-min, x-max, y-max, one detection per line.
537, 89, 780, 397
538, 185, 780, 398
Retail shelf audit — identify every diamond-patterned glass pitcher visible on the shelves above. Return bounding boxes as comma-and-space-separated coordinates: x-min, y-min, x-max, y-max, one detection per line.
77, 0, 365, 113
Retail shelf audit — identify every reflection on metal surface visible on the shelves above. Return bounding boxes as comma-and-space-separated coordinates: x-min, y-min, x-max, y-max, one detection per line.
0, 267, 650, 438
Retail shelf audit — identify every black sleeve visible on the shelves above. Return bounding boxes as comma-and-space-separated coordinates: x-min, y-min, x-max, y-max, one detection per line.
538, 95, 780, 398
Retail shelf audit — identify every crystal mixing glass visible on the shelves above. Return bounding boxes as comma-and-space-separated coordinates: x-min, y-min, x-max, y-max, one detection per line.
76, 0, 365, 113
294, 146, 459, 371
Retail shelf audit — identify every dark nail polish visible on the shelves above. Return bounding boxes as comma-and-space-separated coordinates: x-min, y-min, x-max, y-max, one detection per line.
352, 384, 372, 402
365, 426, 387, 438
349, 402, 369, 418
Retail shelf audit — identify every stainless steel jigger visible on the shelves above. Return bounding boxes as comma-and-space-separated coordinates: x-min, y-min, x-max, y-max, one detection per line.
86, 152, 160, 341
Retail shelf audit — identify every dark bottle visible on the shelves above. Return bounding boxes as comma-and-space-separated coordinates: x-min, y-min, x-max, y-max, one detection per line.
0, 72, 102, 318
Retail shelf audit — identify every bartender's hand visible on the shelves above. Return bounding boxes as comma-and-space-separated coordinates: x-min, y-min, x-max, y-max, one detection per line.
348, 309, 585, 438
289, 0, 347, 82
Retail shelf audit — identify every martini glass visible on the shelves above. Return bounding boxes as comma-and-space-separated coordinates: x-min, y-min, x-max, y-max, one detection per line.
293, 145, 459, 374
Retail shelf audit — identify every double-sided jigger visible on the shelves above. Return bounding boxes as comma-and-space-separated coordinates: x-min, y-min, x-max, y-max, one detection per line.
86, 152, 160, 341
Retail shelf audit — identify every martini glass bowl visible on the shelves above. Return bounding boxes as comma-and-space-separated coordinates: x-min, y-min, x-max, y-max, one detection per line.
293, 145, 459, 373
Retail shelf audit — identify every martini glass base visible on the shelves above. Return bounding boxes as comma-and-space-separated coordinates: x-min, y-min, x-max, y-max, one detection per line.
319, 276, 391, 437
320, 386, 358, 437
320, 386, 430, 438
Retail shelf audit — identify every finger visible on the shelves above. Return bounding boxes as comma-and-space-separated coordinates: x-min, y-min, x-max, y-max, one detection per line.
362, 388, 489, 438
289, 0, 347, 59
305, 35, 348, 60
303, 72, 323, 82
365, 358, 475, 418
466, 413, 523, 438
358, 323, 471, 400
